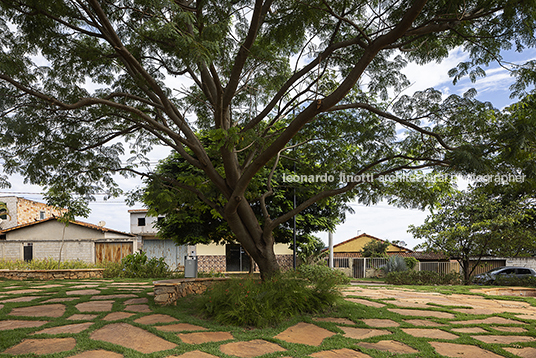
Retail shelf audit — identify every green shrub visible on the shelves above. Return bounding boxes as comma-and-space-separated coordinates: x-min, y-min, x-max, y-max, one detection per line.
383, 255, 407, 274
0, 258, 98, 270
120, 251, 170, 278
404, 257, 419, 270
492, 275, 536, 287
385, 270, 461, 285
197, 269, 344, 327
295, 264, 350, 285
102, 261, 122, 278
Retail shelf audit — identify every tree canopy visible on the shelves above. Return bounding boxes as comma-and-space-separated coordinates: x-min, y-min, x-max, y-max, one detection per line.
1, 0, 536, 278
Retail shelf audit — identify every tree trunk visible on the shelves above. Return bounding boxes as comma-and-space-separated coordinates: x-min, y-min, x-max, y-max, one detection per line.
249, 244, 280, 281
461, 258, 472, 285
225, 204, 281, 281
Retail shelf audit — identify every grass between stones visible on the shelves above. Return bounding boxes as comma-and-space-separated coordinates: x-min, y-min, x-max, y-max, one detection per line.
0, 279, 535, 357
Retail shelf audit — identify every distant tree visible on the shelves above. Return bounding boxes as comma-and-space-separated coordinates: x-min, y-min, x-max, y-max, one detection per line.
361, 239, 390, 258
410, 189, 536, 284
1, 1, 536, 279
297, 236, 328, 266
410, 95, 536, 284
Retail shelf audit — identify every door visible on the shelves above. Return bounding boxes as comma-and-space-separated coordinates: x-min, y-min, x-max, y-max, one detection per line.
226, 244, 250, 272
23, 243, 33, 262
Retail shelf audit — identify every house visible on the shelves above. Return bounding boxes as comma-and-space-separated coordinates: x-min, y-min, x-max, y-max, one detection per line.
129, 209, 194, 271
0, 196, 66, 230
0, 218, 135, 263
129, 209, 293, 272
330, 233, 413, 257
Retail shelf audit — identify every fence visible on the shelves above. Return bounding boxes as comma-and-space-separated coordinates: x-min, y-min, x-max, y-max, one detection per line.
468, 260, 506, 276
335, 258, 461, 279
352, 258, 389, 278
419, 261, 459, 275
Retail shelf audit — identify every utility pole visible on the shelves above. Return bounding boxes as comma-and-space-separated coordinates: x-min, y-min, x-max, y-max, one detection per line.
328, 231, 334, 268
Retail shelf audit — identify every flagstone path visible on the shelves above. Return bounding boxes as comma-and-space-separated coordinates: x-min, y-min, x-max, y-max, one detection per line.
0, 282, 535, 356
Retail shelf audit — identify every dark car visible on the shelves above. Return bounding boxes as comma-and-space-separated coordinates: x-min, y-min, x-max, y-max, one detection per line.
472, 266, 536, 285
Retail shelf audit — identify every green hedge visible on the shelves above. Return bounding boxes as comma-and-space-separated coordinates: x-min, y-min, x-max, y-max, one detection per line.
0, 258, 102, 270
385, 270, 461, 285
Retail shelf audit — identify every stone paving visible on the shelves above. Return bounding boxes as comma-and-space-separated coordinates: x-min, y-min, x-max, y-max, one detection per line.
0, 282, 535, 357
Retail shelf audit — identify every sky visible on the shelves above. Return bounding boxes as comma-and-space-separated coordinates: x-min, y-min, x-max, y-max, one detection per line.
1, 42, 534, 250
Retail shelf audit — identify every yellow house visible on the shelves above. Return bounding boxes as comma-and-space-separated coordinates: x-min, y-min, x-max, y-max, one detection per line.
332, 233, 412, 257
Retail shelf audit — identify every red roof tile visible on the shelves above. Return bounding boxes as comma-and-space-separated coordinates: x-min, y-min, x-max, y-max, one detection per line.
0, 217, 133, 236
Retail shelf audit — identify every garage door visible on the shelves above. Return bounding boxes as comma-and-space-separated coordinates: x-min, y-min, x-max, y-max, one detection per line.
95, 242, 133, 263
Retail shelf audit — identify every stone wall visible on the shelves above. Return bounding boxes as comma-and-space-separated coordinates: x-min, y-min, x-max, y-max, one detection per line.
154, 277, 228, 305
0, 268, 104, 280
16, 197, 66, 226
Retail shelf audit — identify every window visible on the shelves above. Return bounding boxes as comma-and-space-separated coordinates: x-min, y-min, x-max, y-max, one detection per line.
0, 234, 6, 240
517, 268, 531, 275
157, 216, 164, 223
39, 211, 46, 220
138, 217, 146, 226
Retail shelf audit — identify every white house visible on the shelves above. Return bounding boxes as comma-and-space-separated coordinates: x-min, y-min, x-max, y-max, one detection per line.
0, 218, 135, 263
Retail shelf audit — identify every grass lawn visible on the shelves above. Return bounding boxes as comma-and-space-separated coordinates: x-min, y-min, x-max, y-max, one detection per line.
0, 278, 535, 357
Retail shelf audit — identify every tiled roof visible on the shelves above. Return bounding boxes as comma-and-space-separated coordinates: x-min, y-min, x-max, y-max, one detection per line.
327, 233, 413, 253
0, 217, 134, 236
332, 251, 448, 260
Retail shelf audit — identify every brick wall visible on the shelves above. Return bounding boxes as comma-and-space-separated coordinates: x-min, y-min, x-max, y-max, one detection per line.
0, 242, 22, 260
0, 240, 95, 263
33, 241, 94, 263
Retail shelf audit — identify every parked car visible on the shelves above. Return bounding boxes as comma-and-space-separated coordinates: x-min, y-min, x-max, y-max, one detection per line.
472, 266, 536, 285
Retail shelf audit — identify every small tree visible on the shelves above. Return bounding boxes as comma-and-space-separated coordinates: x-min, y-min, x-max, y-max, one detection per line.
410, 189, 536, 284
297, 236, 328, 266
361, 240, 390, 258
384, 255, 408, 274
43, 188, 90, 267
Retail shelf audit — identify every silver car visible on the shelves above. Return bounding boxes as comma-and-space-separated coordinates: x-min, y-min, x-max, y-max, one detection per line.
473, 266, 536, 285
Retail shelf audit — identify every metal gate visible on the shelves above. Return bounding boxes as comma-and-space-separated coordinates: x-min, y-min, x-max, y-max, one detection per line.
144, 239, 188, 271
95, 242, 132, 263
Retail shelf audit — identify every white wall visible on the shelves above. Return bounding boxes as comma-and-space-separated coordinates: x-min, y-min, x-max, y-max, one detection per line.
129, 211, 162, 235
506, 257, 536, 271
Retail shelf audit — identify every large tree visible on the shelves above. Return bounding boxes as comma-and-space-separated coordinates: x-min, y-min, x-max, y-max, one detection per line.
1, 0, 535, 279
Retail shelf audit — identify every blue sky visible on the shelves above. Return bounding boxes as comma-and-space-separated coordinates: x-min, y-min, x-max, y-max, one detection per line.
1, 46, 534, 249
